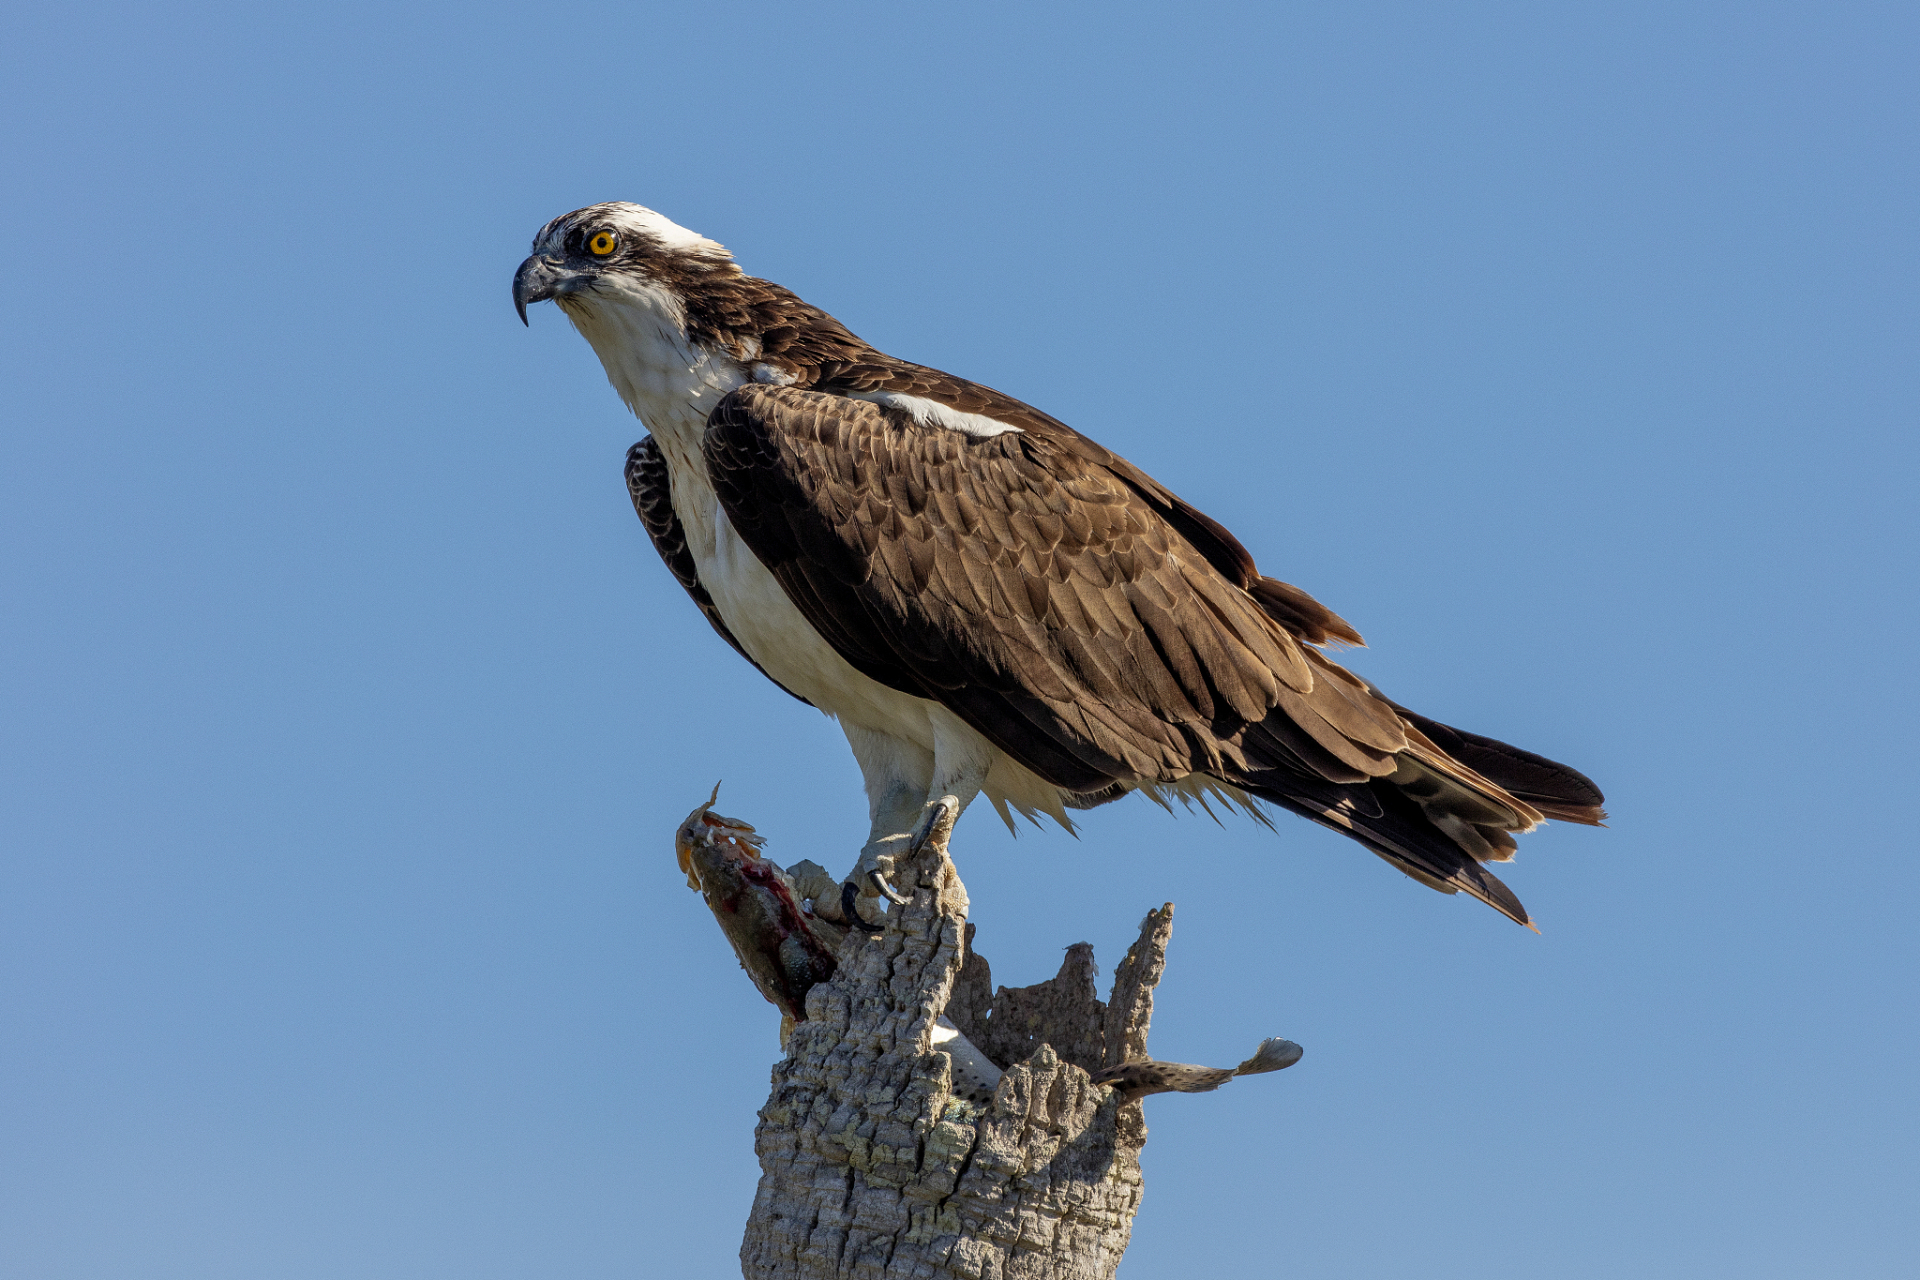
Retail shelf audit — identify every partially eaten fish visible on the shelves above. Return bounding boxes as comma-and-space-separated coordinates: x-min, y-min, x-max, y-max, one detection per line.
675, 786, 841, 1023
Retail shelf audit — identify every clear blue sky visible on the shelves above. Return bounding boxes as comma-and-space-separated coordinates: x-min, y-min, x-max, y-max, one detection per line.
4, 2, 1915, 1276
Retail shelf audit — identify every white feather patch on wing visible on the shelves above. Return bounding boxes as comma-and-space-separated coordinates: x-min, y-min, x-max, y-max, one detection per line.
850, 391, 1024, 439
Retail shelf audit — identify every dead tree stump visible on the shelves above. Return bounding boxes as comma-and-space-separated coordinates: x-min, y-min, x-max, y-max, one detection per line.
667, 792, 1299, 1280
742, 823, 1171, 1280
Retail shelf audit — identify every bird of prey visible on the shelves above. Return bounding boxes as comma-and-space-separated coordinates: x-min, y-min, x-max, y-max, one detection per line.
513, 202, 1604, 928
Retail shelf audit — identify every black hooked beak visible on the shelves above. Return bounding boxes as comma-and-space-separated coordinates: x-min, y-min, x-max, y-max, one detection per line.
512, 254, 591, 326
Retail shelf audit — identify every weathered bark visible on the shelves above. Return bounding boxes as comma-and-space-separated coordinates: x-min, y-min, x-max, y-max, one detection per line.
741, 827, 1163, 1280
677, 796, 1300, 1280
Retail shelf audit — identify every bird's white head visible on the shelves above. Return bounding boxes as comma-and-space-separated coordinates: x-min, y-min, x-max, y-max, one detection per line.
512, 202, 735, 327
514, 203, 758, 431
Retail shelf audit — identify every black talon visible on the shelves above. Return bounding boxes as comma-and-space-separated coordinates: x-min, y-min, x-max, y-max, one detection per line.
907, 795, 959, 856
840, 880, 884, 937
869, 869, 912, 905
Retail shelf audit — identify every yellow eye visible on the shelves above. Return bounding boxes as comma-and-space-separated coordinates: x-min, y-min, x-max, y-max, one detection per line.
588, 230, 617, 256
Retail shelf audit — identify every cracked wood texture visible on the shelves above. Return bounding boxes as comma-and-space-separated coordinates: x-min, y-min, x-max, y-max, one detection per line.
742, 833, 1174, 1279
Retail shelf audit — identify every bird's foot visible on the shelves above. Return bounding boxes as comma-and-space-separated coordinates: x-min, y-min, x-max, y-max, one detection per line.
834, 798, 962, 938
781, 856, 883, 936
907, 794, 961, 858
868, 855, 914, 906
858, 796, 957, 908
820, 843, 906, 937
838, 879, 885, 937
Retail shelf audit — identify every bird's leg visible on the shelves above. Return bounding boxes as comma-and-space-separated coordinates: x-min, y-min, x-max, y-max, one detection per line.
874, 713, 990, 900
903, 714, 992, 917
834, 717, 989, 934
839, 790, 972, 934
835, 782, 927, 935
828, 724, 937, 934
924, 709, 992, 829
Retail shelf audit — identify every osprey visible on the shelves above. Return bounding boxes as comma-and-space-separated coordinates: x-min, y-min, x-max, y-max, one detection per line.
513, 203, 1604, 928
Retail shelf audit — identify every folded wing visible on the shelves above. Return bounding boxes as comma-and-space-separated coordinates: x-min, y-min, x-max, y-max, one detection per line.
702, 382, 1602, 925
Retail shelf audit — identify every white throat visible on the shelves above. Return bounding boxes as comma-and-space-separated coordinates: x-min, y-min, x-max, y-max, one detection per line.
561, 282, 746, 461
